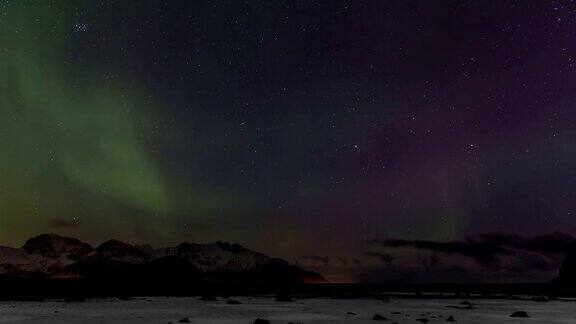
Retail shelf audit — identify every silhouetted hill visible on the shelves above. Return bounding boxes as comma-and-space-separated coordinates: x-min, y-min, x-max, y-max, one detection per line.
556, 241, 576, 284
0, 234, 326, 284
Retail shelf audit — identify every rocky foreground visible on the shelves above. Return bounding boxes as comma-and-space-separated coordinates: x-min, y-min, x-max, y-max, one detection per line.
0, 234, 324, 284
0, 296, 574, 324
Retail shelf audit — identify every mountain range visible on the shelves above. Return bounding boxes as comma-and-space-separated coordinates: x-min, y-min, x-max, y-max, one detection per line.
0, 234, 325, 283
1, 233, 574, 287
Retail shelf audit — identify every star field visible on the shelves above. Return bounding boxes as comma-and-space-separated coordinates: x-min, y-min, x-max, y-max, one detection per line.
1, 1, 576, 282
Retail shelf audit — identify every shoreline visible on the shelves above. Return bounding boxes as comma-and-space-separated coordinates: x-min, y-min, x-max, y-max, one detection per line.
0, 278, 575, 300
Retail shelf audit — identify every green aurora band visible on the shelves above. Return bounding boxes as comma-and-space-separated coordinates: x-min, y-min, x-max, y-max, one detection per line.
0, 2, 176, 243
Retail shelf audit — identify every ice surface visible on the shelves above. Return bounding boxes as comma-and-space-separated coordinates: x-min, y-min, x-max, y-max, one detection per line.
0, 296, 574, 323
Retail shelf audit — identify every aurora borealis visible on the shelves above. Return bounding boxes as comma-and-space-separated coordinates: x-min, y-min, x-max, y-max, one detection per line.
1, 1, 576, 282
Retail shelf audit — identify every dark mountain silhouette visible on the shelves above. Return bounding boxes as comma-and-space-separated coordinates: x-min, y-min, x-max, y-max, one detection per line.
23, 234, 93, 260
556, 241, 576, 284
0, 234, 325, 284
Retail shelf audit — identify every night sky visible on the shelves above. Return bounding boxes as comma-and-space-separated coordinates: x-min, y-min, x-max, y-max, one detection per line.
2, 1, 576, 282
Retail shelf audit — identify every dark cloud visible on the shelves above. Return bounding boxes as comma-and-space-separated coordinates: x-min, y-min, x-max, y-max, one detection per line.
500, 232, 574, 254
420, 254, 442, 269
375, 232, 574, 269
301, 255, 330, 265
378, 238, 504, 267
357, 233, 572, 283
364, 252, 396, 266
503, 251, 558, 273
355, 264, 477, 284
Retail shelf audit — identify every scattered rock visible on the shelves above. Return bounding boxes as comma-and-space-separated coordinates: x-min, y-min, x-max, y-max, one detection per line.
446, 315, 456, 322
375, 295, 391, 302
178, 317, 191, 323
506, 294, 522, 300
447, 304, 475, 310
226, 299, 242, 305
373, 314, 388, 320
274, 294, 294, 302
253, 319, 271, 324
532, 296, 548, 302
510, 311, 530, 318
199, 295, 218, 301
118, 296, 134, 301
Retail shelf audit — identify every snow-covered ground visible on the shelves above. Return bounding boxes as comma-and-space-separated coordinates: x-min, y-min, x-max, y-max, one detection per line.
0, 296, 574, 323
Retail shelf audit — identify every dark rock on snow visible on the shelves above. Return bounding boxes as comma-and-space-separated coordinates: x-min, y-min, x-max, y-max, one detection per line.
372, 313, 388, 320
253, 319, 271, 324
510, 311, 530, 318
226, 299, 241, 305
198, 296, 218, 301
274, 294, 295, 302
532, 296, 549, 302
447, 302, 475, 310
